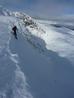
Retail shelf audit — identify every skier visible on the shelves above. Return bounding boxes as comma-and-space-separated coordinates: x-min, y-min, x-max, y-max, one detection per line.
12, 25, 18, 39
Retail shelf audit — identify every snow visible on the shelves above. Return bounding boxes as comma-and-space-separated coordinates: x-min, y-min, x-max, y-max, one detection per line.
28, 19, 74, 64
0, 10, 74, 98
0, 16, 33, 98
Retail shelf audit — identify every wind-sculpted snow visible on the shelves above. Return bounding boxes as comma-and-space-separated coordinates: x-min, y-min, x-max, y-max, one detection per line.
28, 19, 74, 64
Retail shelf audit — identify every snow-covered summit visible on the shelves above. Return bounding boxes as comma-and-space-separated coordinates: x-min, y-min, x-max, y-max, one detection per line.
12, 11, 44, 32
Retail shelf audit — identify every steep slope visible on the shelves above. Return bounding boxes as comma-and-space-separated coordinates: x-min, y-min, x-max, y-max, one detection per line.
0, 11, 74, 98
28, 19, 74, 64
9, 17, 74, 98
0, 15, 74, 98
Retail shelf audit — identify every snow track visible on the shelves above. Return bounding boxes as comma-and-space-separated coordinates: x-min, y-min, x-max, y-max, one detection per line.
0, 16, 33, 98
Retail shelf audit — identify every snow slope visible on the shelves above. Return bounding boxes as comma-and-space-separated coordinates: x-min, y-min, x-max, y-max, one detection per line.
29, 19, 74, 64
0, 16, 33, 98
0, 13, 74, 98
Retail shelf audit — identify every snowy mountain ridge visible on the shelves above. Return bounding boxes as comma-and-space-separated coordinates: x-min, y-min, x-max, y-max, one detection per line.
0, 6, 74, 98
0, 6, 74, 64
0, 6, 46, 55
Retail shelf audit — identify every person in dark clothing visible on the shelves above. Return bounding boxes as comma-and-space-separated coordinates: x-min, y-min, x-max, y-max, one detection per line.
12, 26, 18, 39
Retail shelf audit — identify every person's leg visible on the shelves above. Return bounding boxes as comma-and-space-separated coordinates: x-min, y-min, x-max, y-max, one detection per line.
14, 31, 17, 39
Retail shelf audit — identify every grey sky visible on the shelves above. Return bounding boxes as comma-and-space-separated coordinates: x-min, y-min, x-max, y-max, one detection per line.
0, 0, 74, 18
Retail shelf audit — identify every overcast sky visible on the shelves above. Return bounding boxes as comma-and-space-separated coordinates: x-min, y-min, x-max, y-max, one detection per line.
0, 0, 74, 18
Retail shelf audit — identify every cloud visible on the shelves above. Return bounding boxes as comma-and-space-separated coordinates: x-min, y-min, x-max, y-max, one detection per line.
0, 0, 74, 18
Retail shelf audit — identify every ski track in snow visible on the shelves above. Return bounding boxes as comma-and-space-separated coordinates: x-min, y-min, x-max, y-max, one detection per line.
0, 16, 33, 98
